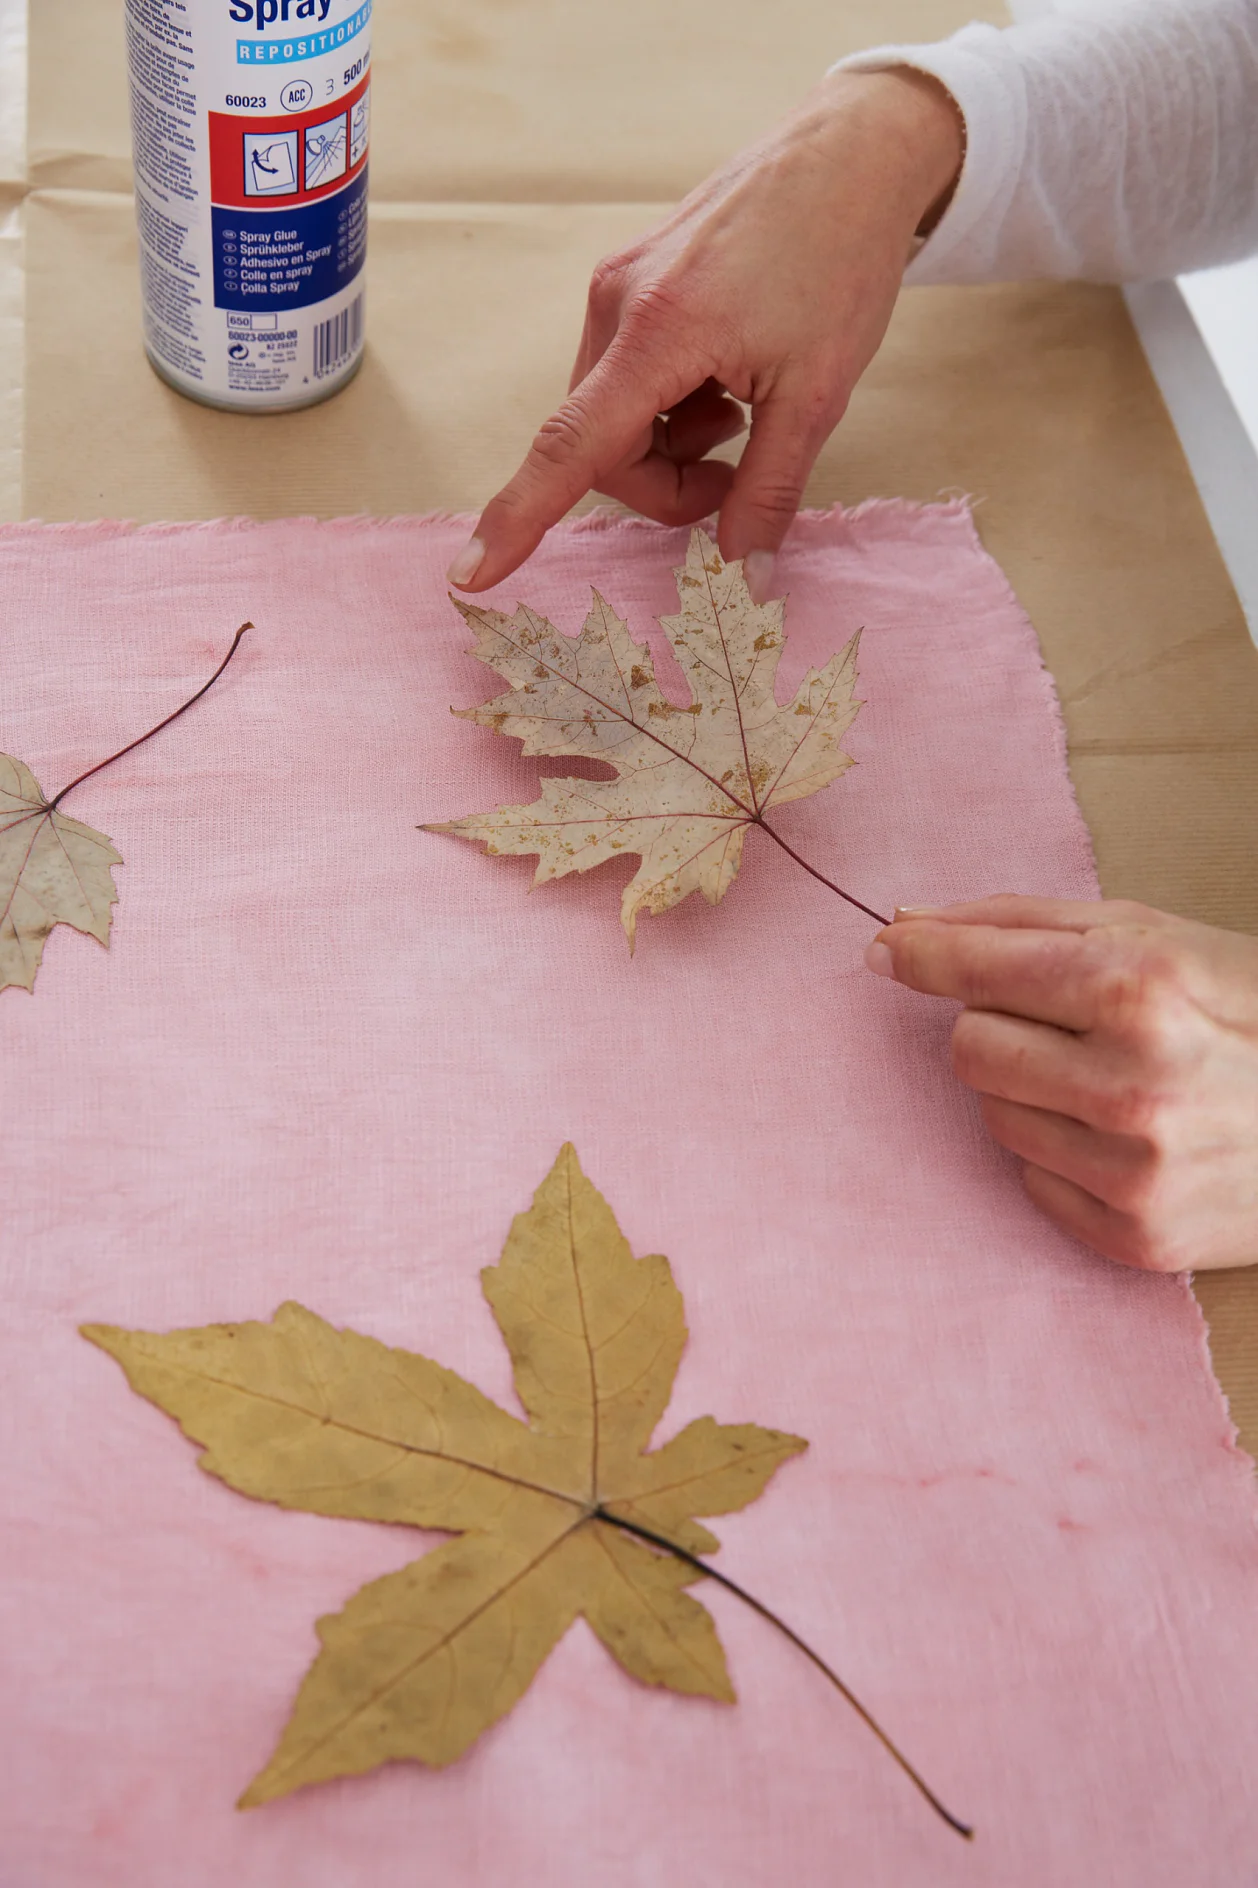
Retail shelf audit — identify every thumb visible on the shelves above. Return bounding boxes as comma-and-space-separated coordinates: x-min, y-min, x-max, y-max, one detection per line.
716, 385, 838, 601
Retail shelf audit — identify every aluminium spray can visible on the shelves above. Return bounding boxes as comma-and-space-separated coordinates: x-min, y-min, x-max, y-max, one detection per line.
125, 0, 371, 411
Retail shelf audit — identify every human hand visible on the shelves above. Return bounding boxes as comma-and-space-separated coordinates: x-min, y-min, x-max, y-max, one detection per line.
866, 896, 1258, 1274
447, 67, 963, 596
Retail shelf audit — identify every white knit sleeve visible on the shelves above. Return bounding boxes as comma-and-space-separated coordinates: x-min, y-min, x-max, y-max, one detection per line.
833, 0, 1258, 284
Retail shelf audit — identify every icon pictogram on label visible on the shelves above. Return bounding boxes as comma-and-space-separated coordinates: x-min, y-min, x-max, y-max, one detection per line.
244, 131, 298, 196
350, 88, 370, 166
304, 115, 347, 189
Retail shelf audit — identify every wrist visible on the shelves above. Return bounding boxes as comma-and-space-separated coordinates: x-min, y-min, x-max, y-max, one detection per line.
809, 66, 966, 238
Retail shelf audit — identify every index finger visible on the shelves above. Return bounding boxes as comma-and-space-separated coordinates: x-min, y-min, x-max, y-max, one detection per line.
450, 340, 703, 593
871, 918, 1110, 1032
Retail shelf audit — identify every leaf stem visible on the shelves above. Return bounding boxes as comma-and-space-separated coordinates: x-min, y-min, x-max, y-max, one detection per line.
455, 601, 887, 928
754, 818, 890, 928
593, 1505, 972, 1841
47, 625, 251, 812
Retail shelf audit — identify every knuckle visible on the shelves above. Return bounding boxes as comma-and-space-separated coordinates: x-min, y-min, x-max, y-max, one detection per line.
1085, 1072, 1171, 1139
1111, 1217, 1188, 1275
950, 1009, 993, 1084
1094, 1141, 1168, 1218
959, 960, 1001, 1014
480, 482, 528, 523
745, 477, 807, 526
1090, 941, 1192, 1061
587, 252, 632, 312
1116, 978, 1180, 1057
620, 275, 691, 338
1086, 1072, 1144, 1134
1079, 1138, 1194, 1272
526, 403, 593, 476
975, 893, 1032, 922
977, 1092, 1022, 1154
1021, 1168, 1186, 1274
1101, 900, 1167, 929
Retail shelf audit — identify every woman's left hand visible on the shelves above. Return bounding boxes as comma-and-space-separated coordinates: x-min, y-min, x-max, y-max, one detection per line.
866, 896, 1258, 1273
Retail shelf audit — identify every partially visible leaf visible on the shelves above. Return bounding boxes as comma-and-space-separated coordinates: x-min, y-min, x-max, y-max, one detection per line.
2, 625, 250, 994
0, 754, 120, 993
427, 528, 862, 947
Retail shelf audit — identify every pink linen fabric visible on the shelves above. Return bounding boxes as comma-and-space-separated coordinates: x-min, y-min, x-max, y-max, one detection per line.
2, 505, 1256, 1887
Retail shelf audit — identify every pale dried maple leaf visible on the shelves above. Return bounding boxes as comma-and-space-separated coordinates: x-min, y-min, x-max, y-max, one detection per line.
0, 753, 121, 993
427, 528, 864, 947
2, 625, 249, 995
84, 1145, 807, 1807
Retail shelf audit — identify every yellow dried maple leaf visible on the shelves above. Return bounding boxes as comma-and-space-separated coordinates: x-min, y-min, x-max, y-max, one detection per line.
0, 754, 121, 993
83, 1146, 808, 1808
427, 528, 877, 948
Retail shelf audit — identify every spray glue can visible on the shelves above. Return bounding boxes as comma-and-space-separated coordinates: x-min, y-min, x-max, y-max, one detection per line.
124, 0, 371, 411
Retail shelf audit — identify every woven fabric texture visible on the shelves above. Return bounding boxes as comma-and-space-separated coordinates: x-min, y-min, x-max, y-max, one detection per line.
2, 506, 1256, 1886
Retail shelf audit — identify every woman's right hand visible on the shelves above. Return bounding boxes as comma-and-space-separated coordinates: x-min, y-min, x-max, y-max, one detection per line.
447, 66, 964, 597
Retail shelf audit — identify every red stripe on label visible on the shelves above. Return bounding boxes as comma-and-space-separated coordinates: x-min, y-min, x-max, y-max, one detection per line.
209, 69, 369, 209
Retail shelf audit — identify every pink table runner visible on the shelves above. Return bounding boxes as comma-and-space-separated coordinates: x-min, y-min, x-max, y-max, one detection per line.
2, 506, 1256, 1885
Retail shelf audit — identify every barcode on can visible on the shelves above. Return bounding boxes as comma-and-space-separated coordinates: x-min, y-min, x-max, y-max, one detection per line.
313, 294, 364, 378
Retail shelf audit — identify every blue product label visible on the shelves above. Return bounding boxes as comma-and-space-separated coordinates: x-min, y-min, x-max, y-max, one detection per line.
211, 167, 367, 311
234, 0, 371, 64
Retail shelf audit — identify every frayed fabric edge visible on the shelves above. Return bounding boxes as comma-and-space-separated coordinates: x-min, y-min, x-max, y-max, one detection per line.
949, 526, 1258, 1499
1181, 1273, 1258, 1491
945, 501, 1104, 907
0, 494, 983, 543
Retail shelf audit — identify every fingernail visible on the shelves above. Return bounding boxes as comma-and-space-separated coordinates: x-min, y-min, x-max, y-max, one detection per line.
864, 939, 894, 978
894, 905, 938, 919
446, 537, 486, 587
744, 550, 775, 604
